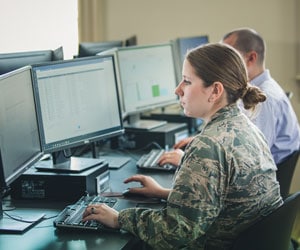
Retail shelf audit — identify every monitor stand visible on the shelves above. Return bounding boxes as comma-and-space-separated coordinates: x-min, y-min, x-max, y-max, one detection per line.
0, 197, 45, 234
34, 149, 104, 173
124, 113, 167, 131
91, 142, 131, 169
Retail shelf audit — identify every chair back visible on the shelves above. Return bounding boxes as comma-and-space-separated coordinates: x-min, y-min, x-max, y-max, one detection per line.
230, 191, 300, 250
276, 150, 300, 200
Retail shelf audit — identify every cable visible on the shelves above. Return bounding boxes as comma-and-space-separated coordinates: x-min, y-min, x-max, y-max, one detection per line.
42, 214, 59, 220
3, 211, 59, 223
3, 211, 40, 224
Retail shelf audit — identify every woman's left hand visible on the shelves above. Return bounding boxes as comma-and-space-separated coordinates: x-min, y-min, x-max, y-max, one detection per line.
157, 149, 184, 167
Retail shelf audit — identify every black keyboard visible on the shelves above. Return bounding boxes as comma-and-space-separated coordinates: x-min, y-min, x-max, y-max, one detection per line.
54, 195, 118, 231
136, 149, 177, 171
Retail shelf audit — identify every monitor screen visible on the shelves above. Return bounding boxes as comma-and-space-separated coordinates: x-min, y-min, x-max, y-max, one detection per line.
173, 35, 209, 81
31, 55, 124, 169
78, 41, 123, 57
0, 47, 64, 75
0, 66, 42, 192
116, 43, 178, 130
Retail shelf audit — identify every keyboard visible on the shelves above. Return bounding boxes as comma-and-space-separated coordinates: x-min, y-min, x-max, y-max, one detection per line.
136, 149, 177, 171
54, 195, 119, 232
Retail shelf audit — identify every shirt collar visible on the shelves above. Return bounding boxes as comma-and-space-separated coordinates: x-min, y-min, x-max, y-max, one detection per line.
250, 69, 271, 88
202, 104, 240, 129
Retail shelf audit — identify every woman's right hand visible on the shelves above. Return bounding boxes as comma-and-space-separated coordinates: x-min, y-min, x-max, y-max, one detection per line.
123, 175, 170, 199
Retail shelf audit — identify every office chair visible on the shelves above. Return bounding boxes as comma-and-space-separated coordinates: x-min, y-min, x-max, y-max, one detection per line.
276, 149, 300, 200
230, 191, 300, 250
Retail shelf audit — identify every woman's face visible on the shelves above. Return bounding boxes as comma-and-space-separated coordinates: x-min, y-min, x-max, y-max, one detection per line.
175, 59, 214, 121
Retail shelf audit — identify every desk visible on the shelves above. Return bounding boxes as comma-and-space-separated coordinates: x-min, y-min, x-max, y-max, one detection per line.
0, 146, 174, 250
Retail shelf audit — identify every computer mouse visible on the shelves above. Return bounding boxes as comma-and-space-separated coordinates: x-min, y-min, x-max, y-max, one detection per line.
122, 188, 147, 198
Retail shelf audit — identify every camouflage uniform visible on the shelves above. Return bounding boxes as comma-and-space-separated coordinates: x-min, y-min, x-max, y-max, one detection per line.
119, 104, 283, 250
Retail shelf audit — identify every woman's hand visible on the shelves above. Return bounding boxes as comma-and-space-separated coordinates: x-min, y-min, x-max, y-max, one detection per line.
82, 204, 120, 229
157, 149, 184, 167
156, 137, 194, 166
124, 175, 170, 199
173, 136, 194, 149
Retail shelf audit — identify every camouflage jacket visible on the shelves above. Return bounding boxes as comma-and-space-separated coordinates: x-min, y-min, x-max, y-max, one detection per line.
119, 104, 283, 250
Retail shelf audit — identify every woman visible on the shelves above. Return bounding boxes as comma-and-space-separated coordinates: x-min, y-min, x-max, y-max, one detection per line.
82, 43, 282, 249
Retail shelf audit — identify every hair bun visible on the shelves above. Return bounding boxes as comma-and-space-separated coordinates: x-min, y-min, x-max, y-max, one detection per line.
242, 85, 266, 110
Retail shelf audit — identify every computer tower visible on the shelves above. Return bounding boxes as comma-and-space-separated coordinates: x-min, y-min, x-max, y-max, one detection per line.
141, 104, 202, 134
10, 161, 109, 202
124, 122, 189, 149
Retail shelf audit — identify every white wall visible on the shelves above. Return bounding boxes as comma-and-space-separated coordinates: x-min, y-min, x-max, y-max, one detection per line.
0, 0, 78, 59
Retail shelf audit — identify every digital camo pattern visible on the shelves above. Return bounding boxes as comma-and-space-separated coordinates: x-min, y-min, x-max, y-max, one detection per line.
119, 104, 283, 250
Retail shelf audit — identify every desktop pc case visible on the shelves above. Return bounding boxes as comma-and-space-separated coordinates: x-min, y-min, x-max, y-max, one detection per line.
144, 112, 200, 134
124, 122, 189, 149
10, 161, 109, 202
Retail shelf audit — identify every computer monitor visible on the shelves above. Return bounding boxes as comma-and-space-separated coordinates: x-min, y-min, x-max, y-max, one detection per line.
0, 47, 64, 75
125, 35, 137, 47
78, 40, 123, 57
116, 43, 178, 130
0, 66, 44, 233
31, 55, 124, 170
172, 35, 209, 82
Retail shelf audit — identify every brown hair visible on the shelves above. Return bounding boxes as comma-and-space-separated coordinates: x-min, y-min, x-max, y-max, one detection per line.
186, 43, 266, 110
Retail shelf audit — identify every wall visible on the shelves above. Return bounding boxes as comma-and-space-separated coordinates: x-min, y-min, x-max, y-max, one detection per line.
0, 0, 78, 59
102, 0, 298, 106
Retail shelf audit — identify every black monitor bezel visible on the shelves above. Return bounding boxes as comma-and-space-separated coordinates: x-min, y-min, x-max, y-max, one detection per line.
125, 35, 138, 47
31, 55, 124, 155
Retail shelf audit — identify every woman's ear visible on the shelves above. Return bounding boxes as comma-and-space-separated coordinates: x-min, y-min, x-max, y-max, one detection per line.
208, 81, 224, 102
